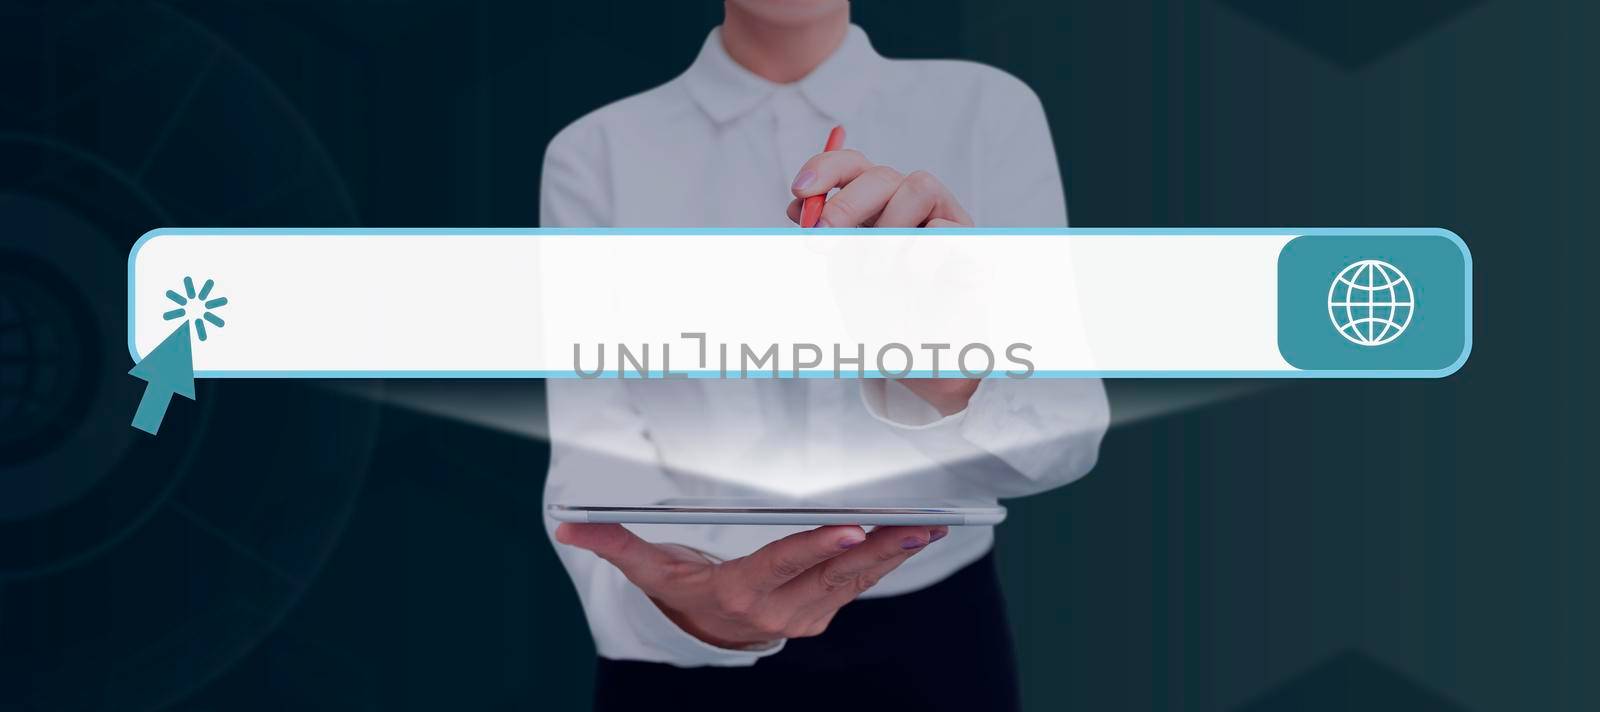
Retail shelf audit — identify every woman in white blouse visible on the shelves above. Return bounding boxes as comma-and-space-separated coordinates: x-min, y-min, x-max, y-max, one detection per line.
541, 1, 1108, 709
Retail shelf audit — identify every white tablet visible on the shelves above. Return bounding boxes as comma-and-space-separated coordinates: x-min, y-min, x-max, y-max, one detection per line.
547, 498, 1006, 526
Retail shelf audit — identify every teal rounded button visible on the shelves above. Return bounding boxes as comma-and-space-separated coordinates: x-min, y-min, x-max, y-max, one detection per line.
1276, 231, 1471, 376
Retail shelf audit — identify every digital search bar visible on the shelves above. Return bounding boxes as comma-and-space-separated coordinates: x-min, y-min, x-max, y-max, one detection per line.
128, 228, 1470, 378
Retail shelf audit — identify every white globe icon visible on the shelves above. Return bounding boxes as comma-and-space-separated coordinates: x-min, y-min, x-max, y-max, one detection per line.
1328, 259, 1415, 346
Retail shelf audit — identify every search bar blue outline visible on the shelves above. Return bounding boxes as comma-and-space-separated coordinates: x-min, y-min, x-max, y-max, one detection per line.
127, 227, 1471, 379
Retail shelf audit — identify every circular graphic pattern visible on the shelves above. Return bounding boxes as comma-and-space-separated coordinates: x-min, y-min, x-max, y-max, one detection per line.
0, 5, 379, 710
0, 249, 98, 468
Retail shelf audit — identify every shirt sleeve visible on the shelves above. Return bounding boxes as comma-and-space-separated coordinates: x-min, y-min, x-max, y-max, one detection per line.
860, 378, 1108, 498
540, 122, 783, 667
969, 70, 1069, 229
856, 69, 1108, 498
540, 118, 613, 228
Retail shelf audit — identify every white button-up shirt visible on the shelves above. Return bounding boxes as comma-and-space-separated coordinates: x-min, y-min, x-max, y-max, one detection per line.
540, 25, 1108, 667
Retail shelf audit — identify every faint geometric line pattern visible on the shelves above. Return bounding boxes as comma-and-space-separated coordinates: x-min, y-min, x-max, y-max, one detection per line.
1231, 650, 1471, 712
1217, 0, 1483, 69
0, 3, 372, 709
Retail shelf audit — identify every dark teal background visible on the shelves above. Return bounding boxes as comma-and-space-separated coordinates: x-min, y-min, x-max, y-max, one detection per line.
1276, 233, 1468, 372
2, 1, 1596, 711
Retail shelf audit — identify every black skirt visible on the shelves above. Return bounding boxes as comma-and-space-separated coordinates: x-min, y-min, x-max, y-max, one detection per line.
592, 552, 1020, 712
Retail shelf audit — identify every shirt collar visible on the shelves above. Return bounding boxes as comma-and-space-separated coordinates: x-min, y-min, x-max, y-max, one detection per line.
683, 24, 887, 125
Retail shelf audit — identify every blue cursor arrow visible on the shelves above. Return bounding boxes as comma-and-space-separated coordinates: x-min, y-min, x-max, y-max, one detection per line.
129, 321, 195, 435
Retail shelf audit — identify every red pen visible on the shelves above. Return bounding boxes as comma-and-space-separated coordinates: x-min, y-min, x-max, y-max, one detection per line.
800, 125, 846, 228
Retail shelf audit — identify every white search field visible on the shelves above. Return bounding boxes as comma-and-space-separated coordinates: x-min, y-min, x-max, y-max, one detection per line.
127, 228, 1469, 378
